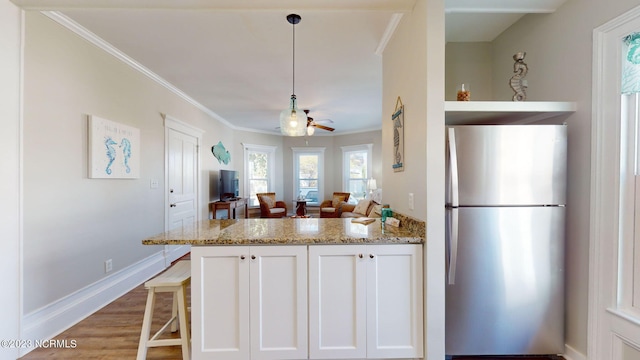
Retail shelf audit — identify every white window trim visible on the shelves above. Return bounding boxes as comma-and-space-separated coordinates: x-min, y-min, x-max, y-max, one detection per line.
590, 9, 640, 360
243, 143, 276, 208
341, 144, 373, 192
292, 147, 325, 205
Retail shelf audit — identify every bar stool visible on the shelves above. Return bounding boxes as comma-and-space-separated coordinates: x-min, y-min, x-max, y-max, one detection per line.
137, 260, 191, 360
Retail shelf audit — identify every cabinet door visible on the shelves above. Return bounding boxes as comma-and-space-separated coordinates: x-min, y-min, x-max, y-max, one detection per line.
366, 244, 423, 359
309, 245, 367, 359
250, 246, 308, 360
192, 246, 250, 360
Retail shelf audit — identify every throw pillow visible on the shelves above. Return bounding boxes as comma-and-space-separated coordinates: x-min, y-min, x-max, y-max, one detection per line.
261, 195, 275, 209
332, 194, 347, 208
369, 203, 383, 218
353, 199, 372, 216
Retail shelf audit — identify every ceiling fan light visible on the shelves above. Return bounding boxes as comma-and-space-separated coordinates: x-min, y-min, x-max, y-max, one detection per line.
280, 95, 307, 136
307, 125, 315, 136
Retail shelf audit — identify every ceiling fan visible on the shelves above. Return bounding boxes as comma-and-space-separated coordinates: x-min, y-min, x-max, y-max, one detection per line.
304, 109, 335, 135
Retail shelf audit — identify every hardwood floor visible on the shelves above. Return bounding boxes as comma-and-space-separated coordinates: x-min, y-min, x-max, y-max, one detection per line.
20, 257, 190, 360
452, 357, 565, 360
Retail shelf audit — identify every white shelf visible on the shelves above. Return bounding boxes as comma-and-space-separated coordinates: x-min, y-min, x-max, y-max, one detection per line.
445, 101, 577, 125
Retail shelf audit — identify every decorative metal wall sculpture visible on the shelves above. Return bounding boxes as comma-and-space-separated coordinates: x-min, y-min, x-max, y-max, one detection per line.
392, 96, 404, 172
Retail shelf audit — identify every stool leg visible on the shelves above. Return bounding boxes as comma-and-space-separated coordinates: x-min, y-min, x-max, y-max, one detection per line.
177, 284, 190, 360
137, 288, 156, 360
171, 292, 179, 332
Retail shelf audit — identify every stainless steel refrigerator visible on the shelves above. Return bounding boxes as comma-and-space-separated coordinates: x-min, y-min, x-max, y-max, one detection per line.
445, 124, 566, 356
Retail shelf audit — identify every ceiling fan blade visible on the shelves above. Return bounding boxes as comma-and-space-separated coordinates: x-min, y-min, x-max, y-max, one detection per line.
313, 124, 335, 132
304, 110, 335, 132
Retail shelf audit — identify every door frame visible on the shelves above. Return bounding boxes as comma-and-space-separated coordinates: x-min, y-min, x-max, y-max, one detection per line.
589, 6, 640, 359
163, 113, 203, 263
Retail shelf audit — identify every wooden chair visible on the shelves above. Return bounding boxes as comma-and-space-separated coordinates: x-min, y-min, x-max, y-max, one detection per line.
137, 260, 191, 360
319, 192, 351, 218
257, 192, 288, 218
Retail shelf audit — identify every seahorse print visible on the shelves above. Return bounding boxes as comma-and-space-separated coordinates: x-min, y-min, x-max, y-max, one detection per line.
104, 136, 118, 175
119, 138, 132, 174
509, 52, 528, 102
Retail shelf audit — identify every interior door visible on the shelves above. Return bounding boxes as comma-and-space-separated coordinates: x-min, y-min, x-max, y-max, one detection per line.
164, 115, 202, 265
167, 127, 198, 229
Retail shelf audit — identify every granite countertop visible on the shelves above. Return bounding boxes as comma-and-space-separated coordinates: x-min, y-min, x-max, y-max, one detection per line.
142, 218, 424, 246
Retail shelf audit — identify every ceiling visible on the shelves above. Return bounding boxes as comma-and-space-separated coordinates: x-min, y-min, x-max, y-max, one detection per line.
15, 0, 567, 135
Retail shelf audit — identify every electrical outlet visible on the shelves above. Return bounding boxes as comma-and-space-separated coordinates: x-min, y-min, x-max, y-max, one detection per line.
105, 259, 113, 273
408, 193, 414, 210
150, 179, 159, 189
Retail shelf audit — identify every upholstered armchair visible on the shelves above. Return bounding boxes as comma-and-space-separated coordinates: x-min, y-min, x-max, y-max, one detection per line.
319, 192, 351, 218
256, 192, 288, 218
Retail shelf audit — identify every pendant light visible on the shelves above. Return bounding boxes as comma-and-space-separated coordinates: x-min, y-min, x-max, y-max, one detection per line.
280, 14, 308, 136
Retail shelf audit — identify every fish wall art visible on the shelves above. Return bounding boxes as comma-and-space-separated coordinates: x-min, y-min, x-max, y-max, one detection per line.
212, 141, 231, 165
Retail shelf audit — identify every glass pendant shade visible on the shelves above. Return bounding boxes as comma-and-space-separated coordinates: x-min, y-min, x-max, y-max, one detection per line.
280, 95, 307, 136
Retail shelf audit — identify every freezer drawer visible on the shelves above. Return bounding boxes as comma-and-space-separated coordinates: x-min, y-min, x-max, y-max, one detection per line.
445, 206, 565, 355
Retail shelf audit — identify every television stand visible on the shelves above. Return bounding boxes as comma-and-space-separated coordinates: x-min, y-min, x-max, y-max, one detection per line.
209, 197, 248, 219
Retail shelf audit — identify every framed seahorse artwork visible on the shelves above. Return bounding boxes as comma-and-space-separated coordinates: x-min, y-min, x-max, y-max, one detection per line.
88, 115, 140, 179
391, 96, 404, 172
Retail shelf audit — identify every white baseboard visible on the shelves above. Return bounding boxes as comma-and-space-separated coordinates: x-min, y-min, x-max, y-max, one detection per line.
564, 343, 587, 360
20, 250, 172, 357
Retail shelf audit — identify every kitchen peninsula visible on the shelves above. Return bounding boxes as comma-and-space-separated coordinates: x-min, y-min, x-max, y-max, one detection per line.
143, 217, 425, 360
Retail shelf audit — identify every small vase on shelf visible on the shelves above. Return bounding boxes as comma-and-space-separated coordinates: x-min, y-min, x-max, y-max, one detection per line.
457, 84, 470, 101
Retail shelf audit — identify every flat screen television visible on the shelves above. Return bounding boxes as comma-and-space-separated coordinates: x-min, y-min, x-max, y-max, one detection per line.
219, 170, 239, 201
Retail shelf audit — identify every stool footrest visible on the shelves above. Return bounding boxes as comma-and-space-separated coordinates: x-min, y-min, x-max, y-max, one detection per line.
150, 315, 179, 342
146, 338, 183, 348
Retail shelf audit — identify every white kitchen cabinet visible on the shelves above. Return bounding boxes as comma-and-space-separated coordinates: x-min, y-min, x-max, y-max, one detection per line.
192, 245, 308, 360
365, 244, 423, 359
309, 244, 423, 359
308, 245, 368, 359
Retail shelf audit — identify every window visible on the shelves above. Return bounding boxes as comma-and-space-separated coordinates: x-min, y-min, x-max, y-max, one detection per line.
243, 144, 276, 207
342, 144, 373, 203
620, 34, 640, 314
292, 147, 325, 206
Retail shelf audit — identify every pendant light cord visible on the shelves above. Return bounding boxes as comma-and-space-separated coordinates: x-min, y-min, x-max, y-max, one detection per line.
292, 20, 296, 96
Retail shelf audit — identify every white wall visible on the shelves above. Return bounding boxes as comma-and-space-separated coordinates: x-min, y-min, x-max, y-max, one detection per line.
490, 0, 640, 355
0, 2, 22, 360
445, 42, 493, 101
383, 0, 446, 359
21, 11, 234, 315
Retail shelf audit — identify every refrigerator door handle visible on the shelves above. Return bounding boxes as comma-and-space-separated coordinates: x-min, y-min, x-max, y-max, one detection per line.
447, 208, 459, 285
448, 128, 459, 207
